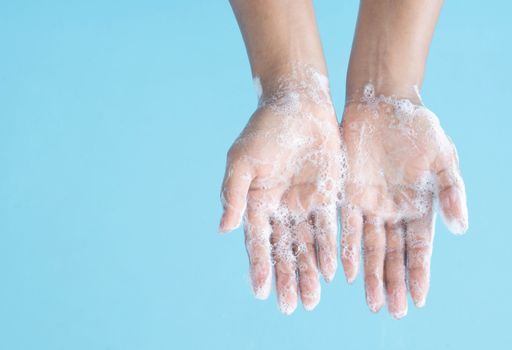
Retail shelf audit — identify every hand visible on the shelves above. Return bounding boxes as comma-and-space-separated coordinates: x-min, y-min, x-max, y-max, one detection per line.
219, 68, 342, 314
340, 84, 468, 318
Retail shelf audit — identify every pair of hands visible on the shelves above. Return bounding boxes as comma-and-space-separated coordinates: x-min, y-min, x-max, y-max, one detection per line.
219, 71, 468, 318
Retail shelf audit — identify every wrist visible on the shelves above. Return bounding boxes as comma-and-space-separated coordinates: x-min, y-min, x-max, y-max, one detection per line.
346, 0, 443, 105
254, 63, 333, 110
346, 45, 425, 104
346, 78, 423, 106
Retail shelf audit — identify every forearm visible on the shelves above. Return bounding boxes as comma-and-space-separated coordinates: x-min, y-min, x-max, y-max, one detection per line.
346, 0, 443, 103
230, 0, 328, 97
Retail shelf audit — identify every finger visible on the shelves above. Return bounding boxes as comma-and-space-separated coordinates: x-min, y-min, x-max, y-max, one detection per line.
271, 218, 298, 315
312, 207, 338, 282
219, 159, 253, 233
295, 219, 321, 311
363, 216, 386, 312
244, 209, 272, 300
384, 221, 407, 319
405, 211, 435, 308
436, 142, 468, 234
341, 205, 363, 283
437, 170, 468, 234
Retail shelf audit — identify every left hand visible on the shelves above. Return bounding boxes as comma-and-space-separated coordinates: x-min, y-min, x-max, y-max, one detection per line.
339, 85, 468, 318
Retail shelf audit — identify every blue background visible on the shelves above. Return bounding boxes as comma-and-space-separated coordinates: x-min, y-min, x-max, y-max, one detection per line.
1, 1, 510, 349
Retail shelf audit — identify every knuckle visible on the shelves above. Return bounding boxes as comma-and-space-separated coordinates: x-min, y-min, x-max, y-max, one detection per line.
385, 249, 405, 263
408, 265, 430, 279
365, 272, 382, 287
385, 276, 406, 289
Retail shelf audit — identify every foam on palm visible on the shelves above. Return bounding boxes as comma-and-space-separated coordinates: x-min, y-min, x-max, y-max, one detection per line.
341, 83, 467, 226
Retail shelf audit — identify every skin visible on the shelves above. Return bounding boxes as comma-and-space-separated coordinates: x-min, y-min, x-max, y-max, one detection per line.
341, 0, 468, 319
227, 0, 328, 94
346, 0, 444, 103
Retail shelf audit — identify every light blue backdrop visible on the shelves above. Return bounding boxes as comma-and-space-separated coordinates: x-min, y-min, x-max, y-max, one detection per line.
1, 1, 510, 349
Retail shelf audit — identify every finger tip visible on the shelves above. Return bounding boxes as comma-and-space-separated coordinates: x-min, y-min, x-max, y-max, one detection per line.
303, 298, 320, 311
366, 297, 384, 313
252, 275, 272, 300
253, 287, 271, 300
218, 225, 233, 234
388, 298, 408, 320
344, 267, 357, 284
278, 290, 298, 316
322, 268, 337, 283
446, 218, 468, 235
341, 261, 358, 284
319, 255, 337, 283
440, 201, 469, 235
368, 303, 383, 313
218, 220, 240, 233
390, 308, 408, 320
218, 210, 243, 233
301, 286, 321, 311
279, 302, 297, 316
414, 297, 427, 308
218, 220, 228, 233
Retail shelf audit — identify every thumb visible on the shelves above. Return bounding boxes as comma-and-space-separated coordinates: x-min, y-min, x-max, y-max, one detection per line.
219, 160, 253, 233
436, 142, 468, 234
